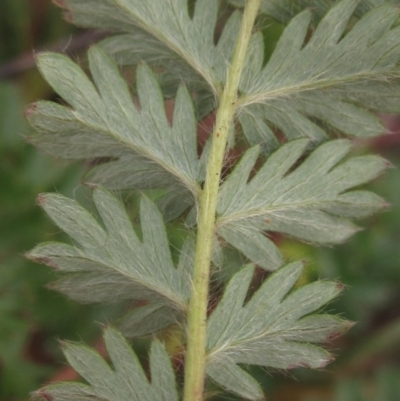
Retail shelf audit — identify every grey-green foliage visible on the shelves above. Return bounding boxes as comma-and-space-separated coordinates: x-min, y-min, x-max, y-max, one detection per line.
27, 187, 190, 328
217, 138, 388, 270
61, 0, 233, 93
32, 327, 179, 401
28, 47, 201, 196
237, 0, 400, 153
57, 0, 400, 154
206, 262, 351, 400
228, 0, 400, 22
28, 0, 400, 400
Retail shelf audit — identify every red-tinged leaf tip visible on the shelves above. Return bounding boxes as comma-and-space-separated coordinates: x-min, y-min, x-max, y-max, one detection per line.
345, 320, 356, 331
24, 103, 37, 118
26, 254, 59, 269
320, 354, 335, 368
327, 331, 344, 342
36, 194, 47, 206
46, 282, 57, 291
36, 390, 53, 401
329, 320, 354, 339
52, 0, 68, 9
384, 159, 396, 169
63, 10, 73, 23
335, 282, 345, 292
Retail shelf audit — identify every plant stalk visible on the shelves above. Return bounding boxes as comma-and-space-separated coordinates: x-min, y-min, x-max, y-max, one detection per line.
183, 1, 262, 400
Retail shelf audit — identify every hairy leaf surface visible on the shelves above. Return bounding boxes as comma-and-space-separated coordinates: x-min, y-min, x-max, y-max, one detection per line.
217, 139, 387, 268
206, 360, 264, 400
27, 46, 200, 196
27, 187, 191, 313
58, 1, 400, 150
33, 328, 178, 401
228, 0, 400, 22
63, 0, 221, 92
206, 262, 352, 399
237, 0, 400, 150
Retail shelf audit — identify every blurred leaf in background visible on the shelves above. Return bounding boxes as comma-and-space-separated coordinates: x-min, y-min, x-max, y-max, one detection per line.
0, 1, 109, 398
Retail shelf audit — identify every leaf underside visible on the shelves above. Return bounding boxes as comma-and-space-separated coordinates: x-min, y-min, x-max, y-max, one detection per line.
27, 46, 201, 198
25, 1, 398, 399
228, 0, 400, 22
58, 0, 400, 153
27, 187, 192, 333
237, 0, 400, 152
33, 327, 179, 401
216, 138, 388, 270
206, 261, 353, 400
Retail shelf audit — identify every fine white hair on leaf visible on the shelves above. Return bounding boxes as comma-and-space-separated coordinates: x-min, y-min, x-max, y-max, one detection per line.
32, 327, 179, 401
206, 261, 353, 399
27, 187, 193, 327
215, 138, 388, 268
60, 0, 400, 149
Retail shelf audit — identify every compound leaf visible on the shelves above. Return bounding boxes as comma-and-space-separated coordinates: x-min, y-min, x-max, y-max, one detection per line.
216, 139, 387, 265
237, 0, 400, 148
27, 46, 201, 196
63, 0, 220, 91
27, 187, 191, 313
206, 262, 352, 399
228, 0, 400, 22
57, 1, 400, 149
33, 327, 179, 401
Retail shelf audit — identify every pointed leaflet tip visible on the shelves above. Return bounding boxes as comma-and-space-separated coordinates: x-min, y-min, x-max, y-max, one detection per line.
25, 253, 59, 269
384, 159, 396, 169
52, 0, 68, 9
326, 320, 355, 342
35, 390, 53, 401
63, 10, 73, 23
36, 193, 47, 206
24, 103, 38, 118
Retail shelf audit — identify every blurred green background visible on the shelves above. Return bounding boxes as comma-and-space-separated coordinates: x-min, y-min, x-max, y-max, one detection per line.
0, 1, 399, 400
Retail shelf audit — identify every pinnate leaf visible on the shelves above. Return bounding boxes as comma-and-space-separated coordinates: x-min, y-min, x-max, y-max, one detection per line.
63, 0, 221, 91
27, 46, 201, 196
27, 187, 191, 314
238, 0, 400, 148
33, 327, 178, 401
228, 0, 400, 22
217, 139, 388, 268
54, 1, 400, 150
206, 262, 352, 398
